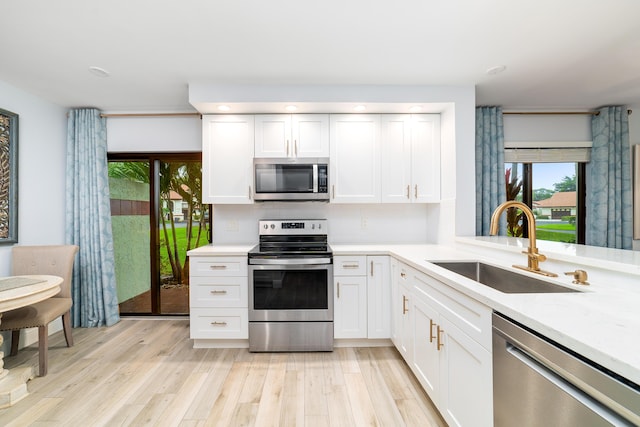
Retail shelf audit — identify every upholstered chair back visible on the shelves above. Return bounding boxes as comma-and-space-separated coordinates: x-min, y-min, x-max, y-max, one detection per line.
11, 245, 79, 299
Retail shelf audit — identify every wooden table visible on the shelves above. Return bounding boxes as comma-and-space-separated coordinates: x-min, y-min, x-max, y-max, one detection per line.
0, 275, 62, 408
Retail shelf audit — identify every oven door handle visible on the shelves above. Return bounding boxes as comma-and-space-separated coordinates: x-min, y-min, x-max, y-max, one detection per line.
249, 258, 332, 266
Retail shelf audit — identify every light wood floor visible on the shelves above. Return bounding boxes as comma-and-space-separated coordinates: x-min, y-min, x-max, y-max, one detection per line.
0, 319, 446, 427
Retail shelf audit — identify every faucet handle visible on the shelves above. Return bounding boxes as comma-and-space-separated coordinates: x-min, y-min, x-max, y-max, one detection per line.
564, 269, 589, 285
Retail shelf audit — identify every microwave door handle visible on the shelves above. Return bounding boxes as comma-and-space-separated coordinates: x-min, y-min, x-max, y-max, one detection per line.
313, 164, 318, 193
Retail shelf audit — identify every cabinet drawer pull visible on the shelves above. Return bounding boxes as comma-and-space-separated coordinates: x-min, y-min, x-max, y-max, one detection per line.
406, 185, 410, 199
332, 185, 335, 199
337, 281, 340, 299
415, 184, 418, 199
400, 272, 406, 279
370, 260, 374, 277
429, 319, 436, 343
402, 295, 408, 314
294, 140, 298, 157
286, 140, 290, 157
210, 290, 228, 294
249, 185, 252, 199
210, 265, 228, 270
342, 264, 359, 269
211, 321, 228, 326
437, 325, 444, 350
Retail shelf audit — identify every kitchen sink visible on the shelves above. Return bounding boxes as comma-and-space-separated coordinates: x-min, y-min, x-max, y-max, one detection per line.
430, 261, 580, 294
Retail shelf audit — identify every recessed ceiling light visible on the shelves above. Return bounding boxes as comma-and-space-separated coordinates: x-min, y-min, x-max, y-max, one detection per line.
486, 65, 507, 75
285, 105, 298, 112
409, 106, 422, 113
88, 66, 110, 78
354, 105, 366, 112
217, 105, 230, 112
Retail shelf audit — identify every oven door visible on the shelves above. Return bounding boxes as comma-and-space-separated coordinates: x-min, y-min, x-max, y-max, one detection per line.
249, 262, 333, 322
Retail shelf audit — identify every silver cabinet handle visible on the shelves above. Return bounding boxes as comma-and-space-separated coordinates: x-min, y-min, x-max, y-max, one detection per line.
249, 185, 252, 199
342, 264, 359, 269
211, 321, 227, 326
415, 184, 418, 199
210, 290, 227, 294
286, 140, 290, 157
294, 140, 298, 157
210, 265, 228, 270
406, 185, 410, 199
370, 260, 374, 277
337, 281, 340, 299
332, 185, 335, 199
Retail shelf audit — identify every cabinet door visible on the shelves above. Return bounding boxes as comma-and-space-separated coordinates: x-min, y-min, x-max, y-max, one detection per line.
202, 115, 254, 204
381, 115, 412, 203
397, 281, 413, 362
439, 317, 493, 427
330, 114, 380, 203
412, 297, 440, 400
411, 114, 441, 203
390, 258, 399, 345
367, 256, 390, 338
334, 276, 368, 339
292, 114, 329, 157
254, 115, 291, 157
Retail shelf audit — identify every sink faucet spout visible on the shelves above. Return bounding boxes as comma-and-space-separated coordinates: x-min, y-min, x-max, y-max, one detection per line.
489, 201, 557, 277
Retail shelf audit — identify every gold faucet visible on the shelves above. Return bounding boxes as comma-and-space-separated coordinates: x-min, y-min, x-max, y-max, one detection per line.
489, 201, 558, 277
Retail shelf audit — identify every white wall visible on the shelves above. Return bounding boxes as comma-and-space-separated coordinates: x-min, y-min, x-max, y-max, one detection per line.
107, 116, 201, 152
0, 81, 67, 274
0, 79, 67, 355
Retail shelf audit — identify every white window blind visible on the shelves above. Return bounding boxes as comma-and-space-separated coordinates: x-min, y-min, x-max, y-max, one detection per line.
504, 141, 591, 163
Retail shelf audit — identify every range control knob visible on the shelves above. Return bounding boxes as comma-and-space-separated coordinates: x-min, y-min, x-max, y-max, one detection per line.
263, 224, 268, 230
270, 224, 275, 229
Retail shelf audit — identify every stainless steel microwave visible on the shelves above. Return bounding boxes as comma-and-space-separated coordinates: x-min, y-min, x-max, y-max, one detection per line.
253, 158, 329, 201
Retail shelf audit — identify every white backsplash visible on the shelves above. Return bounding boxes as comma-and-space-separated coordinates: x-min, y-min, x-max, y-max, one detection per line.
211, 203, 442, 245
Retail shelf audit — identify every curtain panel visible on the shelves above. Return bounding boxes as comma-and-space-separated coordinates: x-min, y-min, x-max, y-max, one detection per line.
476, 106, 506, 235
65, 108, 120, 327
586, 106, 633, 249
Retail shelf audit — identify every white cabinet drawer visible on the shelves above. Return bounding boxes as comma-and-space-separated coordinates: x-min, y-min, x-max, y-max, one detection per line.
412, 270, 492, 350
190, 308, 248, 339
334, 256, 367, 275
190, 256, 247, 276
190, 276, 248, 308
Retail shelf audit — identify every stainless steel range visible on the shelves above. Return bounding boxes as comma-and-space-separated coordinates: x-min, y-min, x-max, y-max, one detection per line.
248, 219, 333, 352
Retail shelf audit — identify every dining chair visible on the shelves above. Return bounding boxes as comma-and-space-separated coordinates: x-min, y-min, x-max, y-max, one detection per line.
0, 245, 79, 376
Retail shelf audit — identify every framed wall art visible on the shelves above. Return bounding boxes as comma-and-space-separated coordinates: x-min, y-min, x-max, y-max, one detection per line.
0, 108, 18, 244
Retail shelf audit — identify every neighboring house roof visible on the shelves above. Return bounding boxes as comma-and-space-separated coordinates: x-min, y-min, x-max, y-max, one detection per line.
534, 191, 576, 208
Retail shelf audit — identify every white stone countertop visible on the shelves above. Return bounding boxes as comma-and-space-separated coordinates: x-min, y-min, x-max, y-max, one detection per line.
188, 239, 640, 386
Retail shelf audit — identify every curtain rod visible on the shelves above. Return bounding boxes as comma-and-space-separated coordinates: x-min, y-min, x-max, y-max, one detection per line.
99, 112, 201, 118
503, 110, 632, 116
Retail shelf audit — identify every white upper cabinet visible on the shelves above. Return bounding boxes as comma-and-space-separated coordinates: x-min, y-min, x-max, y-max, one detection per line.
329, 114, 381, 203
254, 114, 329, 158
381, 114, 441, 203
202, 115, 254, 204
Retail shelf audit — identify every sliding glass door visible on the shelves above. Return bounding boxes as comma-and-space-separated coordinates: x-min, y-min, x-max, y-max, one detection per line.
108, 153, 211, 315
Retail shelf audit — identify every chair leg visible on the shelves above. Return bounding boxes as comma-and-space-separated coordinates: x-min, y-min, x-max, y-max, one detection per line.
10, 330, 20, 357
38, 325, 48, 377
62, 311, 74, 347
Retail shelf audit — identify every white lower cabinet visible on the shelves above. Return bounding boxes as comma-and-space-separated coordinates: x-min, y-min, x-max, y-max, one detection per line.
393, 261, 493, 427
334, 255, 390, 339
189, 256, 249, 341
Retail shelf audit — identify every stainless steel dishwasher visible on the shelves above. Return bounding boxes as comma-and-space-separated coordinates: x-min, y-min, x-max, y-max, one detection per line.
492, 313, 640, 426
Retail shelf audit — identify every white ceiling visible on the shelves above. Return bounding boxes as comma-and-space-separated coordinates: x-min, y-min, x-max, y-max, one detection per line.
2, 0, 640, 112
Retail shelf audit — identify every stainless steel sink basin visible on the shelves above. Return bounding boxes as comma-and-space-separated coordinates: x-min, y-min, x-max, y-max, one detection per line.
430, 261, 580, 294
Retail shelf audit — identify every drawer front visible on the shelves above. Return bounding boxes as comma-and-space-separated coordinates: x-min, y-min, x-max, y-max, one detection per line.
334, 256, 367, 276
190, 276, 248, 308
190, 308, 248, 339
413, 270, 492, 350
190, 256, 247, 276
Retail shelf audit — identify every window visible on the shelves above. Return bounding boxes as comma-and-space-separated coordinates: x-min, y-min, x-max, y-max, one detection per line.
504, 161, 585, 244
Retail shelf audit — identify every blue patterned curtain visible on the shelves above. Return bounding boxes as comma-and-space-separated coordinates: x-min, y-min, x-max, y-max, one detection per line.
586, 106, 632, 249
65, 108, 120, 327
476, 106, 506, 235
